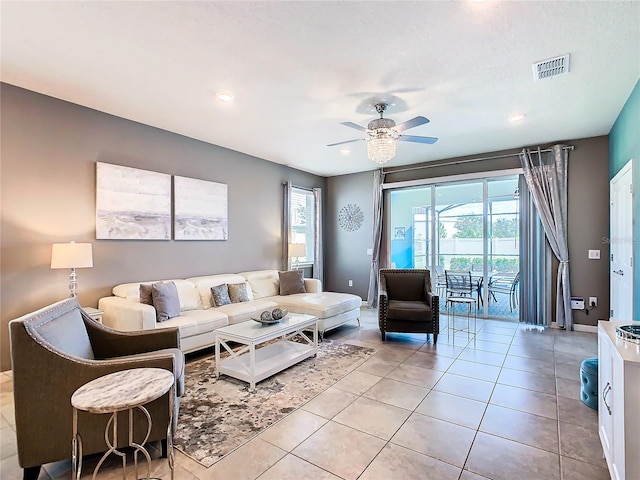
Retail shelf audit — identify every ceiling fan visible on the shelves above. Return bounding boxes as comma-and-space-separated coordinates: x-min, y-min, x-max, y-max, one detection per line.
327, 103, 438, 164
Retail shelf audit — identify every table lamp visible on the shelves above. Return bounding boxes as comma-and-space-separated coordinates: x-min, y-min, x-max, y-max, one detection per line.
50, 242, 93, 298
288, 243, 306, 270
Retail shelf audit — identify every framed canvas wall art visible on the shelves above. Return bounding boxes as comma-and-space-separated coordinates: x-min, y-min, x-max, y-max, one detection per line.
96, 162, 171, 240
174, 176, 228, 240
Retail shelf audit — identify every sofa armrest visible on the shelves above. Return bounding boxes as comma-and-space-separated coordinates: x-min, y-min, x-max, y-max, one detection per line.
84, 316, 180, 359
304, 278, 322, 293
98, 296, 156, 331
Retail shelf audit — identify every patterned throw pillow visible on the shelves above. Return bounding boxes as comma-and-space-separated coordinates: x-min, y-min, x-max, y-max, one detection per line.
228, 282, 251, 303
211, 284, 231, 307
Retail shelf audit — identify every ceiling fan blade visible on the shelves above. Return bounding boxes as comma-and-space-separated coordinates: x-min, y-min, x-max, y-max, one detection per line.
340, 121, 368, 132
398, 135, 438, 144
394, 116, 430, 132
327, 138, 365, 147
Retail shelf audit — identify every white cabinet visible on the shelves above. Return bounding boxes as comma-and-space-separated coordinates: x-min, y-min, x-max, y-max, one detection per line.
598, 321, 640, 480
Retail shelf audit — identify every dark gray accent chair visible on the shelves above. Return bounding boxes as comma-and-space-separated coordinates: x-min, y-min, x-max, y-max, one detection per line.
378, 269, 439, 342
9, 298, 185, 480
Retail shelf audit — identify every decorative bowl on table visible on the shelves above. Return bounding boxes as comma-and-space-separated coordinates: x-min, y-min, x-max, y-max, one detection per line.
252, 308, 289, 325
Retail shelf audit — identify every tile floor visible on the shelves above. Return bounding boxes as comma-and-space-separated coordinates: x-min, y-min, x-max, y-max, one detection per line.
0, 308, 610, 480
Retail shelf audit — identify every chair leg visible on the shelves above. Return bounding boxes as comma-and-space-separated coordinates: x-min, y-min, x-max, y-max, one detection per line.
381, 331, 386, 341
433, 333, 438, 344
23, 466, 41, 480
161, 438, 168, 458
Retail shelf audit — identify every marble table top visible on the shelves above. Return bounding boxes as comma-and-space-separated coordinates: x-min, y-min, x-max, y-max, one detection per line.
71, 368, 174, 414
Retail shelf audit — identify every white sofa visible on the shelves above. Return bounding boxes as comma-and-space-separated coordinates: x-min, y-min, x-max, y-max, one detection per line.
98, 270, 362, 354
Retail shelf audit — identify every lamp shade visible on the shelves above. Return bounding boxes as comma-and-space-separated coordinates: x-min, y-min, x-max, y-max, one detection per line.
288, 243, 306, 258
51, 242, 93, 269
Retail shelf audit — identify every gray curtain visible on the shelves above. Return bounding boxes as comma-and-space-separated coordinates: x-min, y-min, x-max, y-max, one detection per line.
519, 145, 573, 330
367, 169, 385, 308
282, 181, 292, 270
313, 187, 323, 283
519, 174, 552, 325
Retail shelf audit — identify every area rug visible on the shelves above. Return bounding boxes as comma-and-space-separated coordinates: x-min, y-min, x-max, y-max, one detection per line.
173, 339, 376, 467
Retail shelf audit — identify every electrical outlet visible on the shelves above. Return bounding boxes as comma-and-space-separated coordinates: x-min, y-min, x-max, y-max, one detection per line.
589, 297, 598, 307
348, 280, 353, 287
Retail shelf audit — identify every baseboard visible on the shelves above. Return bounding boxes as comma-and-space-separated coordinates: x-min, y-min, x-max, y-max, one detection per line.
551, 321, 597, 333
573, 324, 598, 333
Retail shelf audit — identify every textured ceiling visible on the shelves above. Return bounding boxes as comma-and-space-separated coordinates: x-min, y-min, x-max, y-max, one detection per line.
1, 1, 639, 176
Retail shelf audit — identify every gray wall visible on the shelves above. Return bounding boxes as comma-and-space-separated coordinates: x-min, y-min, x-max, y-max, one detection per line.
325, 172, 375, 299
0, 83, 326, 371
326, 137, 611, 327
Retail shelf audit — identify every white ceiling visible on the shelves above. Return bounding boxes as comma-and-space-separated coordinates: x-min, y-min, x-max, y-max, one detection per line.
1, 1, 639, 177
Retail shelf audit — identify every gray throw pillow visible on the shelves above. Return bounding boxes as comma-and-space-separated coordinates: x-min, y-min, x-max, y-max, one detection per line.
228, 282, 251, 303
139, 284, 154, 305
211, 284, 231, 307
279, 270, 306, 295
151, 281, 181, 322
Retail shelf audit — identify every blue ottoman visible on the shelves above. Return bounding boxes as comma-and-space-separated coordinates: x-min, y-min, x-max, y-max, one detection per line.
580, 357, 598, 410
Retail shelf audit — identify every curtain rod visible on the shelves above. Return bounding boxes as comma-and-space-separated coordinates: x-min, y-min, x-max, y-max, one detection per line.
382, 145, 574, 175
283, 182, 314, 192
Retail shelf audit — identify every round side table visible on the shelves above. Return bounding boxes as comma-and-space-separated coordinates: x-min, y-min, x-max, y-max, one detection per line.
71, 368, 175, 480
446, 296, 477, 345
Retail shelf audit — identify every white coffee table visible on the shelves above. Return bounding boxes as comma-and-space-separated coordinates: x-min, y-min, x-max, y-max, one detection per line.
214, 313, 318, 390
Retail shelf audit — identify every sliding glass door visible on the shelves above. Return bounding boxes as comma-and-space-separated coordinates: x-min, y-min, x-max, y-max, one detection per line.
388, 174, 520, 320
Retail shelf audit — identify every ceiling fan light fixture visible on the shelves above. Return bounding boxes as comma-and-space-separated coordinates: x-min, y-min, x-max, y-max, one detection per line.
367, 134, 396, 164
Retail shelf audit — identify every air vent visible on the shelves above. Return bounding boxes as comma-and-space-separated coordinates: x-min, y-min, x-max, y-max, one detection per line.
532, 54, 570, 81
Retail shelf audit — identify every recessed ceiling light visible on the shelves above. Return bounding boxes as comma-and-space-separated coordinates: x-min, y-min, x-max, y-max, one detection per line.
217, 92, 235, 102
339, 148, 350, 155
508, 113, 526, 123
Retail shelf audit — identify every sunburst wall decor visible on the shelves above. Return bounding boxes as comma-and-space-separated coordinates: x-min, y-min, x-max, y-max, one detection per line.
338, 203, 364, 232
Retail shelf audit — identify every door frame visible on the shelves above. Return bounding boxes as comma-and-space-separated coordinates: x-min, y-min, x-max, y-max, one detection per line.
609, 159, 634, 319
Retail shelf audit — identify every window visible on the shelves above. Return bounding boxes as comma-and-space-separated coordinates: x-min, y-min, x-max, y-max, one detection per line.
290, 187, 315, 264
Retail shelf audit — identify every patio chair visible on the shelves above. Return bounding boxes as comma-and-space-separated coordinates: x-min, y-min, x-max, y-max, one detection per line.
488, 272, 520, 312
445, 270, 480, 308
433, 265, 447, 297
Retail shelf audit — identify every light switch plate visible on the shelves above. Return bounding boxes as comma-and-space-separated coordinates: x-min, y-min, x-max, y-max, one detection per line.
588, 249, 601, 259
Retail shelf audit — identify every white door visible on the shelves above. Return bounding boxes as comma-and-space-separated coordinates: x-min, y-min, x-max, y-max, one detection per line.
610, 159, 633, 319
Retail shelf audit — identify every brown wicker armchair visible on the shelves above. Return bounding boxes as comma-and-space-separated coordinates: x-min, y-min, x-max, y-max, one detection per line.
378, 269, 439, 342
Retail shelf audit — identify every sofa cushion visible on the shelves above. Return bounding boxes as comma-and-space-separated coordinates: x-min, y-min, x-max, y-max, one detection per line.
386, 300, 431, 322
211, 284, 231, 307
279, 270, 306, 295
159, 309, 228, 339
248, 298, 280, 313
238, 270, 281, 299
187, 274, 248, 309
214, 302, 260, 324
249, 277, 280, 299
269, 292, 361, 319
152, 282, 181, 322
228, 282, 251, 303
